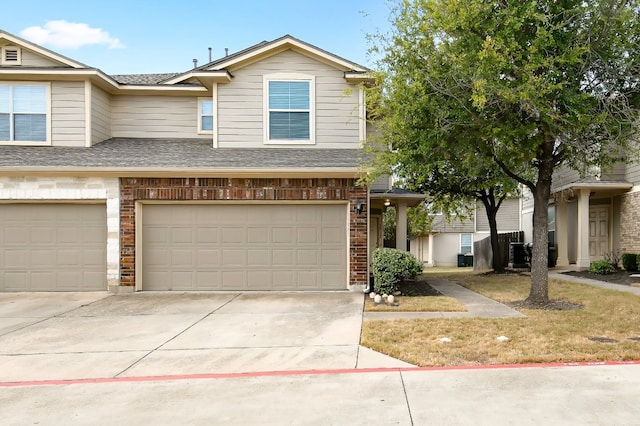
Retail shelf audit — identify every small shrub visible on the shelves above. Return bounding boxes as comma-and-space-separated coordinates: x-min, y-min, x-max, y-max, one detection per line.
621, 253, 639, 272
589, 259, 616, 275
372, 248, 423, 295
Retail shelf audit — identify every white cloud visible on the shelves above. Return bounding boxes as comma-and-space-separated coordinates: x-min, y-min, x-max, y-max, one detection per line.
20, 20, 124, 50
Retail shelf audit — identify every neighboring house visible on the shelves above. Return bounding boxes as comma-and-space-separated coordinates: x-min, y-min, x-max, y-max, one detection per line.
0, 29, 413, 293
522, 161, 640, 270
410, 199, 522, 267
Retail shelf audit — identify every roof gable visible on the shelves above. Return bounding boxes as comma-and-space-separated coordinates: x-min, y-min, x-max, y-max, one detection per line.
203, 35, 370, 73
0, 29, 89, 68
162, 35, 371, 86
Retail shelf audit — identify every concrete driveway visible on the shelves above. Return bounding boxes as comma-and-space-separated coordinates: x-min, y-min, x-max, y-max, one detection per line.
0, 291, 409, 383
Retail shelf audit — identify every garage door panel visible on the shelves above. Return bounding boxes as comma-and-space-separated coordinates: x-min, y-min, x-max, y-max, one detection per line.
272, 250, 294, 266
142, 204, 347, 291
58, 250, 82, 266
31, 227, 55, 244
248, 249, 270, 266
222, 228, 244, 243
221, 271, 245, 289
247, 227, 269, 243
247, 270, 271, 289
144, 227, 169, 243
297, 249, 318, 266
171, 227, 194, 244
222, 249, 245, 266
297, 228, 317, 243
321, 227, 343, 244
170, 250, 195, 267
5, 250, 27, 267
196, 228, 218, 243
171, 271, 195, 290
5, 227, 28, 244
0, 204, 107, 292
273, 228, 293, 244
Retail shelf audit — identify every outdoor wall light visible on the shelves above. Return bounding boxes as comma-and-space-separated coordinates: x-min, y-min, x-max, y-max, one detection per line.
354, 200, 365, 214
384, 199, 391, 207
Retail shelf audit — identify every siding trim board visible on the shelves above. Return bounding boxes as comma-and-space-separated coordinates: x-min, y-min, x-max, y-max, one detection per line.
120, 177, 368, 291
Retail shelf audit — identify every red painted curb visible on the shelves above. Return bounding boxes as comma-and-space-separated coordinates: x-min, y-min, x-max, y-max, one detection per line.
1, 359, 639, 388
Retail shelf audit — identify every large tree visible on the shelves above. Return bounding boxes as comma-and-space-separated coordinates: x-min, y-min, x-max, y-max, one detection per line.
367, 0, 640, 303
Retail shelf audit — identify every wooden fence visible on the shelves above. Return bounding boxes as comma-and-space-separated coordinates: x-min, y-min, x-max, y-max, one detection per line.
473, 231, 524, 270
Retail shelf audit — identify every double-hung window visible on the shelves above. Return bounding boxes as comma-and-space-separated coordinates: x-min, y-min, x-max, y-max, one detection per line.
264, 74, 314, 144
198, 98, 213, 133
0, 83, 48, 143
460, 233, 473, 255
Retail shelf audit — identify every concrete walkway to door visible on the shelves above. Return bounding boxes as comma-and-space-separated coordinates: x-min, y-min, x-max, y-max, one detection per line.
0, 291, 411, 384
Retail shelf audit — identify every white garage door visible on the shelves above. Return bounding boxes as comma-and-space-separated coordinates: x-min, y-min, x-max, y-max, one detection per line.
141, 204, 348, 291
0, 204, 107, 292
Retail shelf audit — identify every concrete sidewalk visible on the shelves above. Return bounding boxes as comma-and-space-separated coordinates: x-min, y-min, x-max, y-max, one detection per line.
364, 278, 524, 320
2, 363, 640, 425
550, 270, 640, 295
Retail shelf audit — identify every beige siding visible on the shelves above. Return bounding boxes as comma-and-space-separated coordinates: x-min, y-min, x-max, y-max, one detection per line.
476, 198, 520, 232
111, 95, 209, 139
601, 161, 627, 181
51, 81, 86, 147
433, 233, 465, 266
371, 175, 391, 191
626, 163, 640, 186
551, 165, 581, 192
430, 214, 475, 233
217, 49, 361, 148
19, 48, 70, 67
91, 84, 111, 144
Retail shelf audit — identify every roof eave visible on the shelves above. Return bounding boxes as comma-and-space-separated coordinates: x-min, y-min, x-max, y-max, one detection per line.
0, 167, 361, 178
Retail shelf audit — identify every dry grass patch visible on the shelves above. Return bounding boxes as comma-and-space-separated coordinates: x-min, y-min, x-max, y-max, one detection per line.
364, 295, 465, 312
361, 273, 640, 366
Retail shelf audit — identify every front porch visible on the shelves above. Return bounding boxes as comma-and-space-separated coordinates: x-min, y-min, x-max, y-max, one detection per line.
552, 182, 632, 270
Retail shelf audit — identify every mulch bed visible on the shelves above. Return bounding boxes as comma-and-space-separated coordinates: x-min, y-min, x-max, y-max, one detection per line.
507, 299, 584, 311
397, 277, 442, 297
562, 270, 639, 285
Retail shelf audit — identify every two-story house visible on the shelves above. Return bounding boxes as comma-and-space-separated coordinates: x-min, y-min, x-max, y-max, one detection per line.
0, 29, 418, 293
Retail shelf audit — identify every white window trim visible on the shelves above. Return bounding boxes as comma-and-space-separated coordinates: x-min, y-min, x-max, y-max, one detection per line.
0, 81, 51, 146
263, 72, 315, 145
1, 46, 22, 65
460, 233, 473, 255
197, 96, 214, 135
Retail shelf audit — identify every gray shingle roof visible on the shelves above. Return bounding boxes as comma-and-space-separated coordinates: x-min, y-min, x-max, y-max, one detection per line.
110, 73, 181, 85
0, 138, 363, 171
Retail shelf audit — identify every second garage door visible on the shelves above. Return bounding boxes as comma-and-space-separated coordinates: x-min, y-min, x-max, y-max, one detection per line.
141, 204, 347, 291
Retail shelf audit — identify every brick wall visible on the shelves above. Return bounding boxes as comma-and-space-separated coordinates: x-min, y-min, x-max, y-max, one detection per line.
620, 190, 640, 253
120, 177, 368, 289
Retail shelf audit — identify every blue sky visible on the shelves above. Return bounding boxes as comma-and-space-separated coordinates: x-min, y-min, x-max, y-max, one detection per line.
3, 0, 392, 75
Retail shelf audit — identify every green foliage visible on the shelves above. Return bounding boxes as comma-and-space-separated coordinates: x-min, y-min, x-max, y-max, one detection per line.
383, 207, 396, 242
621, 253, 639, 272
589, 260, 616, 275
383, 204, 436, 241
372, 248, 423, 295
366, 0, 640, 303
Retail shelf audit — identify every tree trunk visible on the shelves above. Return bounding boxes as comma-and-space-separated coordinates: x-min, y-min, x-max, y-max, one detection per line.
527, 138, 554, 304
479, 194, 504, 273
487, 207, 504, 272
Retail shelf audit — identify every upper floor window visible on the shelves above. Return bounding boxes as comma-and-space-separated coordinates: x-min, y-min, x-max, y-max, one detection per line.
264, 74, 315, 144
0, 84, 48, 143
198, 98, 213, 133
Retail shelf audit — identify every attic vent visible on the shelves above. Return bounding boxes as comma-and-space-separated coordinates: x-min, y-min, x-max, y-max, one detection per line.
1, 46, 21, 65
